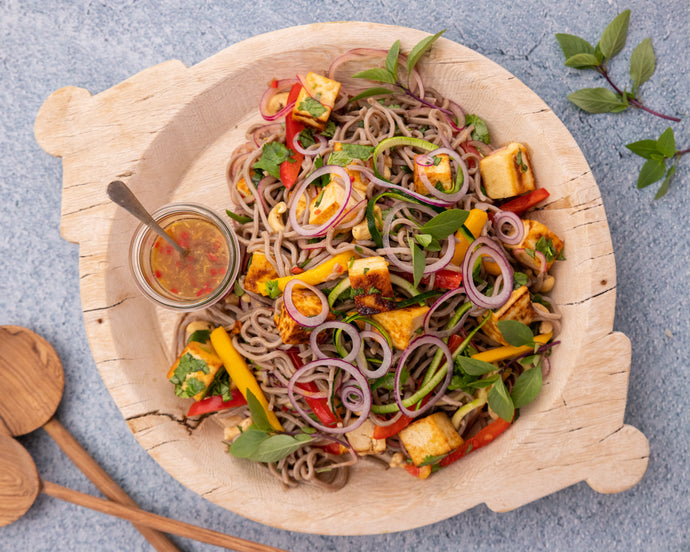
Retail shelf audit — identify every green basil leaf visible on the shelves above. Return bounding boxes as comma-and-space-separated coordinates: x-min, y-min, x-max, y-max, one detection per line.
352, 67, 397, 84
496, 320, 535, 347
564, 53, 602, 69
455, 356, 497, 376
227, 428, 270, 459
349, 87, 396, 103
488, 378, 515, 422
656, 127, 676, 158
625, 139, 662, 160
464, 114, 490, 144
407, 30, 446, 76
245, 389, 272, 432
187, 330, 211, 345
567, 88, 627, 113
511, 364, 543, 409
252, 142, 291, 179
629, 37, 656, 90
415, 233, 434, 248
654, 164, 676, 200
637, 158, 666, 189
385, 40, 400, 79
555, 33, 595, 59
598, 9, 630, 60
409, 238, 426, 288
418, 209, 469, 241
251, 433, 314, 463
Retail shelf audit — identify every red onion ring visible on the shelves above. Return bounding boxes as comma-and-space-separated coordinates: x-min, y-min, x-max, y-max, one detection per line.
534, 250, 547, 274
292, 132, 328, 156
493, 211, 525, 245
347, 165, 458, 208
309, 321, 362, 363
461, 237, 514, 309
328, 48, 389, 79
259, 78, 298, 121
422, 287, 470, 338
381, 202, 456, 274
287, 358, 371, 434
287, 165, 353, 237
282, 280, 330, 328
393, 336, 453, 418
358, 330, 392, 379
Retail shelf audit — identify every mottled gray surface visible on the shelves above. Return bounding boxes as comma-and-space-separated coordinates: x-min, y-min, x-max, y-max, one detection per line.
1, 1, 688, 551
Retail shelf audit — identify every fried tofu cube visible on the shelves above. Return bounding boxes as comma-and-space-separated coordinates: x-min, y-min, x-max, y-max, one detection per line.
414, 153, 453, 195
506, 219, 564, 272
482, 285, 536, 345
372, 305, 430, 350
346, 418, 387, 455
399, 412, 464, 466
243, 253, 279, 295
479, 142, 536, 199
352, 205, 382, 241
273, 288, 335, 345
167, 342, 224, 401
292, 72, 341, 131
308, 180, 358, 225
348, 256, 395, 315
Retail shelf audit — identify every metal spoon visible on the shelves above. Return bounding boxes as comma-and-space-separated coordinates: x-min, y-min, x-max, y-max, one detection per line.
107, 180, 187, 257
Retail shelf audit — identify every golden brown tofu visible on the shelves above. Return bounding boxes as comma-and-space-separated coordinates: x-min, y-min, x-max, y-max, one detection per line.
479, 142, 536, 199
292, 72, 341, 131
414, 153, 453, 195
349, 256, 395, 315
372, 305, 430, 350
345, 418, 387, 455
167, 342, 224, 401
399, 412, 464, 466
273, 288, 335, 345
308, 180, 358, 226
243, 253, 279, 295
482, 285, 536, 345
352, 205, 382, 241
507, 219, 564, 272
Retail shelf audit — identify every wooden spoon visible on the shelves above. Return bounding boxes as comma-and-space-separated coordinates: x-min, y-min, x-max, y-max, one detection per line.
0, 435, 288, 552
0, 325, 180, 551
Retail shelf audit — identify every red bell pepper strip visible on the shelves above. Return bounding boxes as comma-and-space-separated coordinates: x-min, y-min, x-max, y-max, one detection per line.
372, 414, 414, 440
279, 83, 306, 189
495, 188, 550, 217
404, 464, 432, 479
448, 334, 464, 354
397, 268, 463, 290
439, 416, 513, 467
286, 348, 339, 428
186, 392, 247, 417
460, 142, 482, 169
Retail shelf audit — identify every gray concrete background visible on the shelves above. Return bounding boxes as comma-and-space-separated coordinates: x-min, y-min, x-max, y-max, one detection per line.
1, 1, 688, 550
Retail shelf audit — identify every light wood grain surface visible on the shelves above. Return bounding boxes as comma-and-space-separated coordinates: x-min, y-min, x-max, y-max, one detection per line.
33, 22, 649, 535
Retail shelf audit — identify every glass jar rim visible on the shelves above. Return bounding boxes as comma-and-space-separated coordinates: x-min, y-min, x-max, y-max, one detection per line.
129, 203, 240, 312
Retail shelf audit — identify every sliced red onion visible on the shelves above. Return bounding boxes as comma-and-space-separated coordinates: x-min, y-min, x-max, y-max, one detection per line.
534, 250, 548, 274
283, 279, 330, 328
259, 78, 298, 121
422, 287, 470, 338
420, 147, 470, 202
393, 336, 453, 418
381, 203, 456, 274
493, 211, 525, 245
358, 330, 392, 379
462, 236, 514, 310
287, 165, 352, 237
252, 123, 284, 147
309, 320, 362, 363
292, 132, 328, 156
340, 382, 367, 411
415, 154, 434, 167
288, 358, 371, 434
347, 165, 458, 208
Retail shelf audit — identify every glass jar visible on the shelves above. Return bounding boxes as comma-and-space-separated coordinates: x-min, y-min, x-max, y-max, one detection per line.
129, 203, 240, 311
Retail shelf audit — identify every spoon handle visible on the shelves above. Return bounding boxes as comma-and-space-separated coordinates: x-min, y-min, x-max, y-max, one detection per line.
107, 180, 186, 256
42, 417, 181, 552
41, 479, 290, 552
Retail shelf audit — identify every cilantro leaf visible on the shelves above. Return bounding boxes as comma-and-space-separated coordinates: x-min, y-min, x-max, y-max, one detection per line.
253, 142, 291, 179
187, 329, 211, 344
327, 144, 375, 167
298, 97, 327, 118
464, 114, 490, 144
265, 280, 281, 299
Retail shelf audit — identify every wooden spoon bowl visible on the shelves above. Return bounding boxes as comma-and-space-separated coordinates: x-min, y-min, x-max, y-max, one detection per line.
0, 434, 39, 527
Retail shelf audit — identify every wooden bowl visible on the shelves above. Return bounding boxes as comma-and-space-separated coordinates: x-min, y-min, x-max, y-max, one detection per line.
34, 22, 649, 535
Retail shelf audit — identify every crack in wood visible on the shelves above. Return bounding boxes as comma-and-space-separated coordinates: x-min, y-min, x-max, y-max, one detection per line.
560, 286, 614, 306
126, 409, 205, 435
83, 296, 132, 312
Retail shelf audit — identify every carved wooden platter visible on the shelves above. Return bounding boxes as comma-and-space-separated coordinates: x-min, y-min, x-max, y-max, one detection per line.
34, 22, 649, 535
